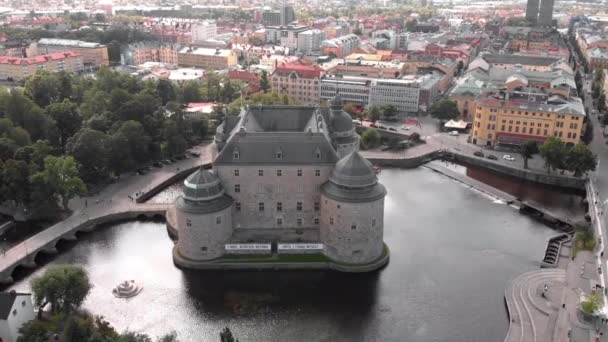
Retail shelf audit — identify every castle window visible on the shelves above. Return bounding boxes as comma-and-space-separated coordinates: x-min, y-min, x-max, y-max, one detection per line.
258, 169, 264, 176
277, 202, 282, 212
276, 149, 283, 159
297, 218, 302, 226
258, 202, 264, 211
314, 218, 319, 225
372, 218, 376, 227
297, 202, 302, 211
234, 169, 239, 176
216, 216, 222, 224
337, 204, 341, 209
276, 169, 282, 176
233, 150, 239, 159
235, 202, 241, 211
315, 169, 321, 177
314, 202, 320, 211
234, 184, 240, 193
13, 309, 17, 316
186, 219, 192, 227
297, 169, 302, 176
330, 217, 334, 225
201, 247, 207, 252
277, 218, 283, 226
351, 224, 357, 230
21, 301, 25, 307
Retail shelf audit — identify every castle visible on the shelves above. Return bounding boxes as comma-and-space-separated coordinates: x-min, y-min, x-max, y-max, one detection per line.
168, 96, 389, 271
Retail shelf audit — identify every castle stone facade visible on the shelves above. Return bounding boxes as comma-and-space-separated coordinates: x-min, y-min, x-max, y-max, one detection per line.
171, 96, 387, 270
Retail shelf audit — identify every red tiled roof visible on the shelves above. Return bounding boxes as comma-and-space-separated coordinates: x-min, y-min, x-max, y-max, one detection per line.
272, 63, 322, 78
0, 51, 81, 66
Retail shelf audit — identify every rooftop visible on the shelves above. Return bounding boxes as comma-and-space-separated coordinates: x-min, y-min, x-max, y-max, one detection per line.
38, 38, 104, 49
178, 47, 233, 57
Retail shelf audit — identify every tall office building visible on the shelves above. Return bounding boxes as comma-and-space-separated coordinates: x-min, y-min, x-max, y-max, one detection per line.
525, 0, 540, 24
280, 4, 295, 26
525, 0, 554, 27
538, 0, 554, 26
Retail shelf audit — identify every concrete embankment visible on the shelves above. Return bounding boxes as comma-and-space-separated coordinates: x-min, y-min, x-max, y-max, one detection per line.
444, 152, 586, 191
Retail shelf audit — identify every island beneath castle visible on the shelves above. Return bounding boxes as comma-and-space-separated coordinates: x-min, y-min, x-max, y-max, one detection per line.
166, 96, 390, 272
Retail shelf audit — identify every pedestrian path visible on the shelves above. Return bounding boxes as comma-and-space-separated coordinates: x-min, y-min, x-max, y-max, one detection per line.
504, 269, 566, 342
0, 143, 215, 285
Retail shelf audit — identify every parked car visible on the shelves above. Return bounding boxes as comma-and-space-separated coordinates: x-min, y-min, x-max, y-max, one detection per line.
448, 131, 459, 136
379, 125, 387, 130
370, 123, 378, 128
189, 151, 201, 157
486, 154, 498, 160
153, 161, 162, 168
388, 127, 397, 132
473, 151, 484, 157
401, 125, 411, 130
503, 154, 515, 161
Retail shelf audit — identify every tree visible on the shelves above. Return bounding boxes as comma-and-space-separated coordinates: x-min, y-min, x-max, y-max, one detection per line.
367, 106, 381, 122
24, 70, 61, 108
381, 105, 399, 121
565, 143, 597, 177
45, 99, 82, 148
260, 70, 270, 93
0, 159, 31, 206
599, 94, 606, 112
33, 156, 86, 210
429, 99, 459, 122
157, 331, 179, 342
581, 292, 603, 314
456, 60, 464, 75
220, 327, 239, 342
361, 128, 381, 148
17, 319, 51, 342
116, 121, 151, 164
66, 128, 110, 183
520, 141, 538, 169
539, 136, 566, 172
118, 332, 153, 342
62, 316, 94, 342
179, 81, 202, 103
592, 82, 601, 99
156, 79, 176, 105
31, 264, 91, 316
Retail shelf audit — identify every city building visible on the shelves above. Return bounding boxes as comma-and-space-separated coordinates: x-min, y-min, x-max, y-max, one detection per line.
177, 47, 237, 69
470, 54, 565, 72
320, 75, 371, 107
169, 97, 388, 270
271, 62, 323, 105
0, 51, 83, 81
449, 58, 576, 119
191, 21, 217, 44
320, 74, 440, 115
262, 4, 295, 26
471, 86, 585, 147
124, 42, 180, 66
321, 34, 361, 58
0, 291, 34, 342
525, 0, 554, 26
526, 0, 540, 25
35, 38, 108, 67
368, 75, 440, 114
266, 25, 310, 50
323, 58, 405, 79
297, 29, 327, 54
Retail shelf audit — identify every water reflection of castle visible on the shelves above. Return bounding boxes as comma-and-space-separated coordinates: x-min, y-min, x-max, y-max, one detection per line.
167, 96, 389, 271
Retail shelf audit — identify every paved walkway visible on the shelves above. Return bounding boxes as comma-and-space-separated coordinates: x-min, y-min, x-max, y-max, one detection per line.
0, 143, 215, 284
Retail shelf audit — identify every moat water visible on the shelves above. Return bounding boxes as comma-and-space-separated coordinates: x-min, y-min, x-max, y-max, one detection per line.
8, 168, 568, 342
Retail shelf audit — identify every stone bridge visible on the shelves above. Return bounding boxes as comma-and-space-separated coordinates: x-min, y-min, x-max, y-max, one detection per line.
0, 203, 168, 285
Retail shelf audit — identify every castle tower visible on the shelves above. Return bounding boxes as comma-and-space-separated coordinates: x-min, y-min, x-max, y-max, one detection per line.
320, 151, 386, 264
328, 95, 360, 158
173, 168, 233, 264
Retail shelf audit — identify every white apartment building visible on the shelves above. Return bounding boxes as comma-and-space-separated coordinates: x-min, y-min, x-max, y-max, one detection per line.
191, 21, 217, 44
297, 29, 327, 54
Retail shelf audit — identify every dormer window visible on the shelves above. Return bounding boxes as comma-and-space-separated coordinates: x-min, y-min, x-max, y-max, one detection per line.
233, 148, 240, 160
315, 147, 321, 159
275, 147, 283, 160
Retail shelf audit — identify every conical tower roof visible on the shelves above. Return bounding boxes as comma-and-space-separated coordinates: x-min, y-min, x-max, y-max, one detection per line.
182, 168, 224, 201
329, 151, 377, 188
